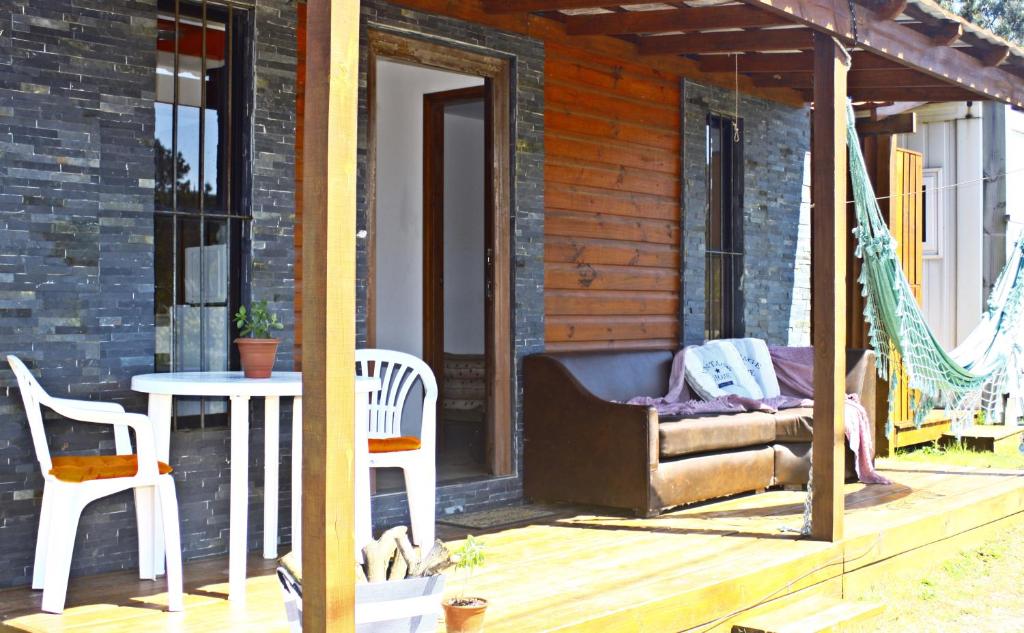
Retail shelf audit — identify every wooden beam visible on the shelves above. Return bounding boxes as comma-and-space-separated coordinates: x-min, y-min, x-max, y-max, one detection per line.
699, 52, 813, 74
841, 86, 980, 101
930, 20, 963, 46
482, 0, 644, 13
755, 68, 951, 89
856, 112, 917, 135
982, 44, 1011, 67
639, 29, 814, 55
697, 50, 902, 73
873, 0, 907, 20
735, 0, 1024, 106
565, 5, 790, 35
845, 70, 949, 88
810, 31, 847, 543
302, 0, 359, 629
848, 51, 911, 70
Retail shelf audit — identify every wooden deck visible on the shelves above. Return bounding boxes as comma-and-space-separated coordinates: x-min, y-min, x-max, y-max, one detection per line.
2, 460, 1022, 632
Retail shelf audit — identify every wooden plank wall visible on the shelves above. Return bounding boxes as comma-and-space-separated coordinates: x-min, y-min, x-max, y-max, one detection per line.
294, 2, 306, 369
290, 1, 805, 356
543, 43, 681, 351
889, 147, 924, 427
847, 136, 923, 452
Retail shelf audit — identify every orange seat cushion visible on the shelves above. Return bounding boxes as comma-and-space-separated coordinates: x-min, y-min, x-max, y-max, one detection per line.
368, 437, 421, 453
49, 455, 173, 483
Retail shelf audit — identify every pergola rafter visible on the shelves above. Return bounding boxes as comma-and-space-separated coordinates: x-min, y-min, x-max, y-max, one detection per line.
564, 6, 792, 35
484, 0, 1024, 106
697, 51, 903, 74
753, 68, 956, 90
639, 29, 814, 55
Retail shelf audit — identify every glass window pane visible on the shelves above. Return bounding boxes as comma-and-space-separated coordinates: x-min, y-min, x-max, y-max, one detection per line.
155, 14, 226, 213
706, 114, 742, 340
155, 214, 175, 372
154, 1, 247, 429
707, 118, 723, 251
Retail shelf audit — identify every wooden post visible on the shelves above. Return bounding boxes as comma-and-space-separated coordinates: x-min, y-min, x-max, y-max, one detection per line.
302, 0, 360, 630
810, 31, 848, 542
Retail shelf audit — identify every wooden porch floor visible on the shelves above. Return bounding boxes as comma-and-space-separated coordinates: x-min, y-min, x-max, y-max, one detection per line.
1, 460, 1022, 632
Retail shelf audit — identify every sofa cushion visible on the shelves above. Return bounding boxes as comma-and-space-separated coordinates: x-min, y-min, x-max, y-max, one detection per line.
653, 446, 775, 509
773, 407, 814, 442
659, 411, 776, 458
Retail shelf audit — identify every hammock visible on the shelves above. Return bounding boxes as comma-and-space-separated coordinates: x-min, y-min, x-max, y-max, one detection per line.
848, 102, 1024, 436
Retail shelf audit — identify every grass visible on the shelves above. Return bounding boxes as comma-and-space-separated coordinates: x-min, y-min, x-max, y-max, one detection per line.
890, 440, 1024, 470
865, 519, 1024, 632
864, 440, 1024, 631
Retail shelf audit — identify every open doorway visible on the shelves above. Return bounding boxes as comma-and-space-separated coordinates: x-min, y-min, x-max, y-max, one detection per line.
423, 86, 491, 483
368, 31, 512, 491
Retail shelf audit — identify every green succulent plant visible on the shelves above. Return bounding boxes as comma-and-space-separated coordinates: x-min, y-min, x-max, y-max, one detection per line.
234, 301, 284, 339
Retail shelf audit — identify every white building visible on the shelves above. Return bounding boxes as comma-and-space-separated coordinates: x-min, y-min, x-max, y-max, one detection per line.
898, 101, 1024, 348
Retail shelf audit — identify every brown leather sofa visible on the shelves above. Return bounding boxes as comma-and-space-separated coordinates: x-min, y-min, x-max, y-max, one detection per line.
523, 349, 876, 517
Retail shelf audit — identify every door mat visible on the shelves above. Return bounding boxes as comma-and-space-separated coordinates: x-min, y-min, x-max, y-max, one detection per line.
437, 505, 563, 531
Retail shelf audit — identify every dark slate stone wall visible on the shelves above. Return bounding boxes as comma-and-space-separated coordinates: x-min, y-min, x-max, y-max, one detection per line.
251, 0, 299, 366
680, 80, 811, 347
0, 0, 296, 587
355, 1, 545, 529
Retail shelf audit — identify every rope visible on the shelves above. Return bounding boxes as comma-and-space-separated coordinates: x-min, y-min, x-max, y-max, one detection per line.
807, 164, 1024, 210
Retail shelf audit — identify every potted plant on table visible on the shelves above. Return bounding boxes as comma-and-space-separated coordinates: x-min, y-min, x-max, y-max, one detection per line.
234, 300, 284, 378
442, 535, 488, 633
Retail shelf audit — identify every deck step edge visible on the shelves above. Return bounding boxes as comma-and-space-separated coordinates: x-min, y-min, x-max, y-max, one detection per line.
731, 596, 884, 633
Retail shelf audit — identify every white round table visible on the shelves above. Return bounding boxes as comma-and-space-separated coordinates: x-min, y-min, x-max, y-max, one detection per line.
131, 371, 301, 602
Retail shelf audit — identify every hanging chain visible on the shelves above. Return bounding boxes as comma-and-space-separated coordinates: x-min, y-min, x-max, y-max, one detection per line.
732, 54, 741, 144
847, 0, 859, 45
800, 450, 813, 535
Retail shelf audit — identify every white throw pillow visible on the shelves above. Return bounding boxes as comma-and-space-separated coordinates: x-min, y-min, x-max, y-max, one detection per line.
716, 338, 781, 398
684, 343, 764, 401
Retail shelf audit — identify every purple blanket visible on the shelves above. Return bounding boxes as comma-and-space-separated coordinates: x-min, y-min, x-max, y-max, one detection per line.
627, 346, 890, 485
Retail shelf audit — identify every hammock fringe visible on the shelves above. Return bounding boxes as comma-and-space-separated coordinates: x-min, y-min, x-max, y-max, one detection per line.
848, 101, 1024, 438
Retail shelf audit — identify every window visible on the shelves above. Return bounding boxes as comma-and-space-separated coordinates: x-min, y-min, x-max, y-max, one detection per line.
921, 168, 942, 259
705, 114, 744, 341
154, 0, 251, 428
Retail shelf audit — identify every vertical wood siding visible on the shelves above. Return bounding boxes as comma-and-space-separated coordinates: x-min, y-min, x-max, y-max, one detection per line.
889, 147, 925, 426
543, 42, 681, 351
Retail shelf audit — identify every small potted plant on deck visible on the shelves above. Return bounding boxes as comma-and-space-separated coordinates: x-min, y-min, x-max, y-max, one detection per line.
234, 300, 284, 378
442, 535, 488, 633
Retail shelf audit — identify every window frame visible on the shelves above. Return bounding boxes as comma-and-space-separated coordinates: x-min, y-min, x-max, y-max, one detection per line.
921, 167, 942, 259
704, 112, 745, 341
154, 0, 254, 429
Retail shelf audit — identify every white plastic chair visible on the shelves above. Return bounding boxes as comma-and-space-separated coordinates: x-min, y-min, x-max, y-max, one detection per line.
6, 356, 183, 614
355, 349, 437, 547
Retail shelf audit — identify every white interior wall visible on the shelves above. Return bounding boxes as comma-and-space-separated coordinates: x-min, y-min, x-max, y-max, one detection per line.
374, 59, 484, 358
443, 103, 486, 355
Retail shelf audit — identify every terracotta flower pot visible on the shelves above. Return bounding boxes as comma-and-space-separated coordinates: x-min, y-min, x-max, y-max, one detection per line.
442, 598, 488, 633
236, 338, 279, 378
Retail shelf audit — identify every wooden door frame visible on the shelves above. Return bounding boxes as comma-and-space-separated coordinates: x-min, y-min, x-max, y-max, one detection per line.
422, 85, 488, 426
367, 29, 513, 476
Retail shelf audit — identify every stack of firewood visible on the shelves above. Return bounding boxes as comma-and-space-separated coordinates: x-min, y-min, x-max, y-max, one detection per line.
357, 525, 452, 583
